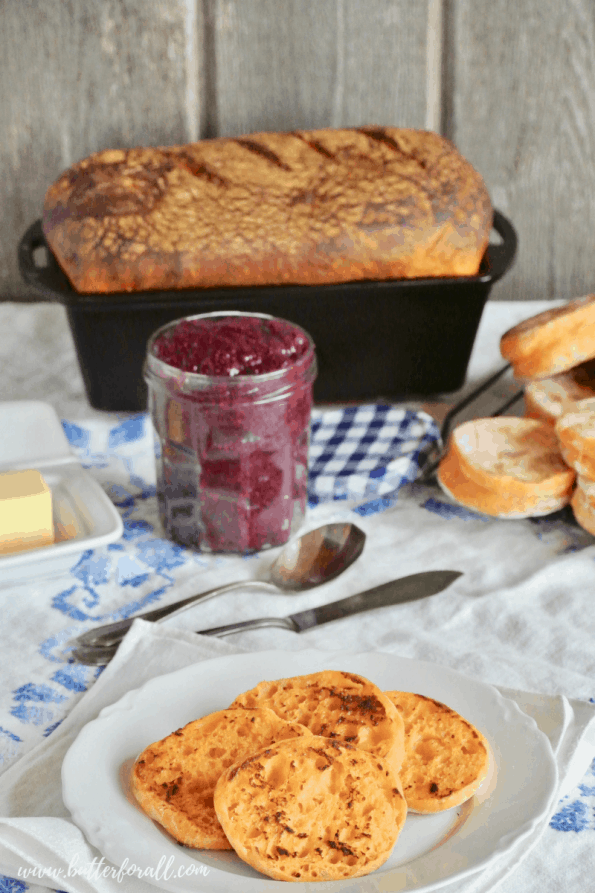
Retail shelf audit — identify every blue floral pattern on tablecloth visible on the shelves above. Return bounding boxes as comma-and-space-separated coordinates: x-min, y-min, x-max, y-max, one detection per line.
0, 406, 593, 844
0, 406, 438, 770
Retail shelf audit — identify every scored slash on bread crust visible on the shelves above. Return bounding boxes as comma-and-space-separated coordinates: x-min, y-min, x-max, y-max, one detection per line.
42, 127, 492, 294
213, 735, 407, 882
437, 417, 575, 518
500, 294, 595, 380
230, 670, 405, 772
130, 707, 311, 850
384, 691, 489, 813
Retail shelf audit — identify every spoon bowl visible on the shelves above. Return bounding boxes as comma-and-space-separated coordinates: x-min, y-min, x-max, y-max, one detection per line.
269, 522, 366, 591
70, 522, 366, 652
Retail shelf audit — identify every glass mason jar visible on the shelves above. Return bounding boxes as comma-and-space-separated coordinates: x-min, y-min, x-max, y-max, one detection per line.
144, 311, 317, 553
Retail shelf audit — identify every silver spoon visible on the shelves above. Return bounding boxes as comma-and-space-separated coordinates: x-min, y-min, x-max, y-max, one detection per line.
70, 522, 366, 651
70, 569, 462, 667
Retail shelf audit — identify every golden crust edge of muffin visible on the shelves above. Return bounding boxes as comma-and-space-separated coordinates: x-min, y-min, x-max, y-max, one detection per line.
384, 690, 490, 814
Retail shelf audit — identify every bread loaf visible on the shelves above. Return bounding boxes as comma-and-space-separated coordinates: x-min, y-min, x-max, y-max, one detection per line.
500, 294, 595, 380
42, 127, 493, 294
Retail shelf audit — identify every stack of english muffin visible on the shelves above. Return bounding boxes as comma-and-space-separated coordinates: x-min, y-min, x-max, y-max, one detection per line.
438, 294, 595, 532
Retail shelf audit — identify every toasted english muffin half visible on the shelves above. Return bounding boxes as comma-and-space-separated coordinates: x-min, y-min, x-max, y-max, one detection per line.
384, 690, 489, 813
524, 360, 595, 426
555, 399, 595, 479
500, 294, 595, 380
437, 417, 574, 518
570, 476, 595, 535
214, 735, 407, 882
131, 707, 311, 849
230, 669, 405, 772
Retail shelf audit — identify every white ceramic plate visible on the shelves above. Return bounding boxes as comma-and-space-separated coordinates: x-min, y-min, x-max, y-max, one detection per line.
62, 650, 558, 893
0, 401, 123, 585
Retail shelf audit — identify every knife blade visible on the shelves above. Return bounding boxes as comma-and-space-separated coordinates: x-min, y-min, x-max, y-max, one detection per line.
70, 570, 462, 663
197, 569, 463, 636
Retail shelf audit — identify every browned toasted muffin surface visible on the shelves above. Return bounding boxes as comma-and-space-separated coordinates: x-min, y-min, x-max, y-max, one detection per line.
214, 735, 407, 882
384, 691, 489, 813
42, 127, 492, 293
131, 707, 311, 850
500, 294, 595, 380
437, 417, 575, 518
230, 669, 405, 772
524, 359, 595, 426
570, 478, 595, 535
450, 418, 573, 492
555, 399, 595, 478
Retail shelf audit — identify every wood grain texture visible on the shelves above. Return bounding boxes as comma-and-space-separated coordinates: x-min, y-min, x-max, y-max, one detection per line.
0, 0, 201, 300
449, 0, 595, 302
10, 0, 594, 307
210, 0, 431, 135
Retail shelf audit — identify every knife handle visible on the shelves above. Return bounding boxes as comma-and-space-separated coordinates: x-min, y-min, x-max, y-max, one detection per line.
198, 616, 299, 637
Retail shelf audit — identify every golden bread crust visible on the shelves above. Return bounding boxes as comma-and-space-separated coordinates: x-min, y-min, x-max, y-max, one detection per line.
42, 127, 492, 294
230, 669, 405, 772
500, 294, 595, 380
384, 691, 489, 813
130, 707, 311, 849
213, 735, 407, 882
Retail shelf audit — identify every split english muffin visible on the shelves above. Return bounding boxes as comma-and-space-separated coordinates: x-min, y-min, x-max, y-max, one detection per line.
570, 477, 595, 536
437, 417, 575, 518
500, 294, 595, 380
555, 399, 595, 479
230, 669, 405, 772
524, 359, 595, 426
131, 706, 311, 849
384, 691, 489, 813
214, 735, 407, 882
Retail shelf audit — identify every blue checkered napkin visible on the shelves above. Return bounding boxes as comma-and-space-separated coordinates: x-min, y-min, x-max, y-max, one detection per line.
308, 404, 440, 504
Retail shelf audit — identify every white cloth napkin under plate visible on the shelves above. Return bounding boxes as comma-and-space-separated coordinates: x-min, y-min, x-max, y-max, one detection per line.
0, 620, 593, 893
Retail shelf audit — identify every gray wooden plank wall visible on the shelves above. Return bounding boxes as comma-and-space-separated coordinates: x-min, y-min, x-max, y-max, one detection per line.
1, 0, 594, 303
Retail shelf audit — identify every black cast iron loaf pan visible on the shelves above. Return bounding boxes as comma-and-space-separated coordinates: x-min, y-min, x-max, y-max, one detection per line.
18, 210, 517, 412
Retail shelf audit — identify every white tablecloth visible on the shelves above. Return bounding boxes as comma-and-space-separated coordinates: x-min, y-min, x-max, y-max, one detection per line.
0, 300, 594, 893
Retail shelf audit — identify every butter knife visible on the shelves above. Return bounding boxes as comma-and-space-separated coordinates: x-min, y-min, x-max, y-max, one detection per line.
70, 570, 462, 665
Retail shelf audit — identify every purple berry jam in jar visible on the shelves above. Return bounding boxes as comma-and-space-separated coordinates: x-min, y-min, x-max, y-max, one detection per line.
144, 312, 317, 553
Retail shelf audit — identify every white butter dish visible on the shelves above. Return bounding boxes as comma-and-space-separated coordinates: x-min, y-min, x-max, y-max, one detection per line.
0, 401, 123, 586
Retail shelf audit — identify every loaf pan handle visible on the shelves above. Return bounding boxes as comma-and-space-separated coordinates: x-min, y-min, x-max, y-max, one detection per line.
18, 219, 47, 286
487, 210, 517, 283
17, 219, 65, 301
